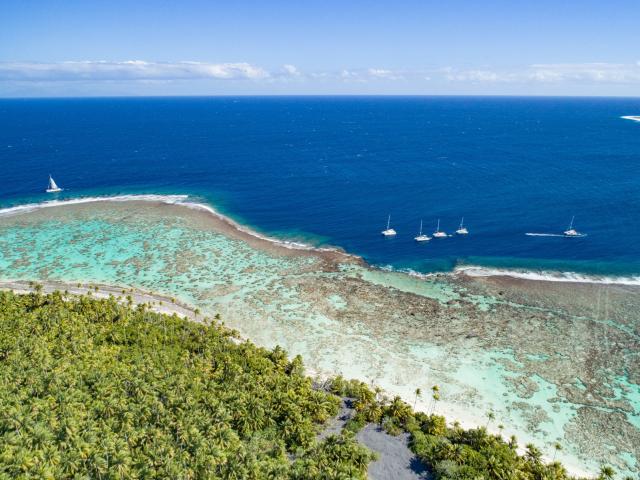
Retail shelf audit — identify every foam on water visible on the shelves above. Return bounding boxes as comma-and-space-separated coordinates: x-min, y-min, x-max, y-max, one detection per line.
0, 194, 189, 217
457, 265, 640, 286
0, 194, 358, 259
0, 197, 639, 477
3, 97, 640, 279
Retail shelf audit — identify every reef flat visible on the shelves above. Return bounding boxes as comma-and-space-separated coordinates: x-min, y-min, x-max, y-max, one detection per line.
0, 198, 638, 476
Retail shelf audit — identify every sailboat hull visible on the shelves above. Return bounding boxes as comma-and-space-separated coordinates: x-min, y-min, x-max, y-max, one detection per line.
46, 188, 62, 193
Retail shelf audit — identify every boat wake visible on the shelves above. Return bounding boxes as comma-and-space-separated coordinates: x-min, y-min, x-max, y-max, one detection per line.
525, 233, 565, 237
525, 232, 587, 237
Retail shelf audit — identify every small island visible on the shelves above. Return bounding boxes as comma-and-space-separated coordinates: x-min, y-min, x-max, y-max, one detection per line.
0, 287, 606, 479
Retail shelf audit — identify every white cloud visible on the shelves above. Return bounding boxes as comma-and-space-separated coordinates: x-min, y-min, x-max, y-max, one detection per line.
442, 63, 640, 84
2, 60, 639, 93
367, 68, 404, 80
338, 68, 404, 82
0, 61, 269, 81
282, 64, 301, 76
527, 63, 640, 83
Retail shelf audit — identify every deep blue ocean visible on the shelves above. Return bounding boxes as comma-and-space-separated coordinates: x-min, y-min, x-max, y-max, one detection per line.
1, 96, 640, 276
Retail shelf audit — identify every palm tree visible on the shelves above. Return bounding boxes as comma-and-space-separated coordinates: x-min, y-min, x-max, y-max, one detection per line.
524, 443, 542, 464
413, 388, 421, 410
431, 391, 440, 415
388, 396, 411, 422
486, 410, 495, 429
374, 385, 382, 402
552, 441, 562, 461
598, 465, 615, 480
429, 385, 439, 414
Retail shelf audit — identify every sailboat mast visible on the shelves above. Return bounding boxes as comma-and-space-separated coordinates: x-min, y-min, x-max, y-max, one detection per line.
387, 215, 391, 230
419, 220, 423, 235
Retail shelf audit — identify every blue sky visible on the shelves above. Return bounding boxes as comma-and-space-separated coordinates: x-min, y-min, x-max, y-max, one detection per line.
1, 0, 639, 96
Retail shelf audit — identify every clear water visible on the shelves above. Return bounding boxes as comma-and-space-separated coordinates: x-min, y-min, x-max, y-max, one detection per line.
1, 96, 640, 277
1, 97, 639, 476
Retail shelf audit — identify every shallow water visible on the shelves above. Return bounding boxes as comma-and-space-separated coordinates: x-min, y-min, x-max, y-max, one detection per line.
2, 96, 640, 277
1, 198, 638, 476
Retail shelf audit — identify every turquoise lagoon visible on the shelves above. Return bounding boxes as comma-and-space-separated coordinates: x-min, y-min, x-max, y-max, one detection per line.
0, 197, 638, 477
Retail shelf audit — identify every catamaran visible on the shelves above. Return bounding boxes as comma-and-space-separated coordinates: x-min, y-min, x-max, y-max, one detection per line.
456, 217, 469, 235
563, 216, 582, 237
414, 219, 431, 242
432, 219, 447, 238
46, 175, 62, 193
381, 214, 397, 236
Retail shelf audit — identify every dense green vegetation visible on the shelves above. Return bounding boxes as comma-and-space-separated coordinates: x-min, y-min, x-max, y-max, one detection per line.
329, 377, 622, 480
0, 288, 622, 479
0, 289, 374, 479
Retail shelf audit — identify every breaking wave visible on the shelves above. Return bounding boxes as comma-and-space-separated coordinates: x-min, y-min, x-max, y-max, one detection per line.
456, 265, 640, 286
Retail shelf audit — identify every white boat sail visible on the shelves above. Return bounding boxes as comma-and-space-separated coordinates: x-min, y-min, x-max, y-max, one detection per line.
414, 219, 431, 242
456, 217, 469, 235
46, 175, 62, 193
432, 219, 447, 238
381, 214, 397, 236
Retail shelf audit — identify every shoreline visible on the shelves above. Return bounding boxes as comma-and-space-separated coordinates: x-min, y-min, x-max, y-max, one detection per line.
1, 193, 637, 286
1, 194, 637, 477
0, 279, 201, 323
0, 278, 593, 478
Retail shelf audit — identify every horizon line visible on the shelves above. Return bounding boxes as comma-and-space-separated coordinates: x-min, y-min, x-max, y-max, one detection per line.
2, 93, 640, 100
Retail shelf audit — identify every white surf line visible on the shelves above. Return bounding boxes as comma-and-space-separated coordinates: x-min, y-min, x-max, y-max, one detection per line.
0, 194, 189, 217
0, 194, 361, 261
178, 199, 357, 257
456, 266, 640, 286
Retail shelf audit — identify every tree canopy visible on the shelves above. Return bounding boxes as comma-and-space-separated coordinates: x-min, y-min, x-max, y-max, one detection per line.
0, 289, 614, 479
0, 290, 373, 479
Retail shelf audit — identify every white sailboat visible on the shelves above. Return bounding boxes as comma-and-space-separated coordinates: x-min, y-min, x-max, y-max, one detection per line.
414, 219, 431, 242
432, 219, 447, 238
456, 217, 469, 235
46, 175, 62, 193
563, 216, 581, 237
381, 214, 397, 236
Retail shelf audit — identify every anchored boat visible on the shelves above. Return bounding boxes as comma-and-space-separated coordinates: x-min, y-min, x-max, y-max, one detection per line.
414, 219, 431, 242
456, 217, 469, 235
381, 214, 397, 236
432, 219, 447, 238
